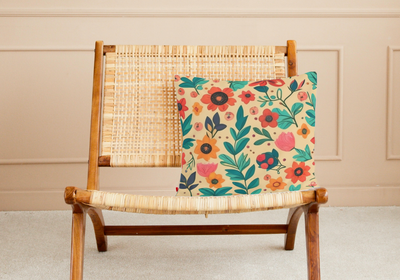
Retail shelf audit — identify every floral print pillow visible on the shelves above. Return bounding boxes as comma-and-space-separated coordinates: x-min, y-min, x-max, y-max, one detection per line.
174, 72, 318, 197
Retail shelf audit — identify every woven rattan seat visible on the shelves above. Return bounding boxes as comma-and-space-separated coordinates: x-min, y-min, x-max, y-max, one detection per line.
64, 40, 328, 280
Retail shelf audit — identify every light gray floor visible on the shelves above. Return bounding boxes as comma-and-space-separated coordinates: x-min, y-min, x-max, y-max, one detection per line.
1, 207, 399, 280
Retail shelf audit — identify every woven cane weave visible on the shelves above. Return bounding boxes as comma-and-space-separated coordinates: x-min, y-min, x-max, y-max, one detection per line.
87, 189, 306, 214
101, 45, 285, 167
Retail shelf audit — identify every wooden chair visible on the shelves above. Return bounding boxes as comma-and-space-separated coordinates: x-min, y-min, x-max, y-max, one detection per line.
64, 40, 328, 280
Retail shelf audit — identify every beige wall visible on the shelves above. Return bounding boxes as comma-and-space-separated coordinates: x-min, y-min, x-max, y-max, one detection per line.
1, 1, 400, 210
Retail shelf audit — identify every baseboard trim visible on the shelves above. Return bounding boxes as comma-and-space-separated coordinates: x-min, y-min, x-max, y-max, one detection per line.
1, 186, 399, 211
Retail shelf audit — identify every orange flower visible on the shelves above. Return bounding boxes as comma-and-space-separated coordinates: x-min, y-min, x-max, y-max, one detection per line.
266, 177, 287, 191
206, 172, 225, 189
297, 123, 310, 139
200, 87, 236, 112
285, 162, 311, 184
194, 135, 220, 161
192, 102, 203, 116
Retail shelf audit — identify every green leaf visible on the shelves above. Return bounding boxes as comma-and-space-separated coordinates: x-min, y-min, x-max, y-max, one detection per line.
199, 188, 215, 196
235, 189, 247, 195
235, 106, 247, 131
225, 169, 245, 181
236, 138, 250, 154
306, 72, 317, 85
245, 165, 255, 180
254, 139, 269, 145
262, 129, 273, 140
180, 77, 192, 83
230, 128, 237, 141
232, 182, 247, 190
224, 142, 236, 155
229, 81, 248, 91
219, 154, 236, 167
179, 83, 195, 88
237, 126, 251, 140
237, 153, 250, 172
247, 178, 259, 189
291, 102, 304, 116
289, 184, 301, 191
215, 187, 232, 196
182, 138, 195, 149
306, 109, 315, 127
272, 108, 294, 129
251, 189, 262, 194
311, 93, 316, 108
293, 145, 312, 162
181, 114, 193, 136
253, 127, 262, 135
254, 86, 268, 93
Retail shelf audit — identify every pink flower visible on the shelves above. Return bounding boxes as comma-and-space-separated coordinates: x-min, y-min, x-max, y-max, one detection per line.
250, 106, 258, 115
297, 91, 307, 101
190, 91, 197, 98
175, 75, 181, 82
310, 181, 317, 187
275, 132, 295, 151
178, 88, 185, 95
224, 112, 234, 121
197, 163, 218, 177
194, 122, 203, 131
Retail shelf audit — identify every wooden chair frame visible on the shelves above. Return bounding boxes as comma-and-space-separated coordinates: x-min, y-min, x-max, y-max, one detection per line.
64, 40, 328, 280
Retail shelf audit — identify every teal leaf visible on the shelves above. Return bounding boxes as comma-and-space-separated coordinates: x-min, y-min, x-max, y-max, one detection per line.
311, 93, 316, 108
237, 126, 251, 140
179, 83, 195, 88
235, 106, 247, 131
293, 145, 312, 162
262, 129, 273, 139
253, 127, 262, 135
270, 95, 276, 100
306, 72, 317, 85
260, 102, 266, 107
251, 189, 262, 194
229, 81, 248, 91
237, 153, 250, 172
181, 114, 193, 136
199, 188, 215, 196
180, 77, 192, 83
245, 165, 255, 180
230, 128, 237, 140
306, 110, 315, 127
272, 108, 294, 129
291, 102, 304, 116
254, 139, 270, 145
225, 169, 245, 181
235, 189, 247, 194
254, 86, 268, 93
289, 184, 301, 191
247, 178, 259, 190
224, 142, 236, 155
193, 77, 206, 85
197, 86, 203, 90
232, 182, 247, 190
182, 138, 195, 149
215, 187, 233, 196
236, 138, 250, 154
219, 154, 236, 167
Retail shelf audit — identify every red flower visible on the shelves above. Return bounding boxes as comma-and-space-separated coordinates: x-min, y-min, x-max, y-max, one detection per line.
285, 162, 311, 184
249, 80, 268, 86
177, 98, 188, 119
259, 109, 279, 128
200, 87, 236, 112
238, 90, 255, 104
310, 137, 315, 144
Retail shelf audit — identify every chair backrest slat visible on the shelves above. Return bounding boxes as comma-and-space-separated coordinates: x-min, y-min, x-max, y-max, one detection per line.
98, 43, 295, 167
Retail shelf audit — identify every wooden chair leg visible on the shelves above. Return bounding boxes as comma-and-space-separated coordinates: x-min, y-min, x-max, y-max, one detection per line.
284, 206, 303, 250
70, 204, 86, 280
88, 208, 108, 252
303, 203, 321, 280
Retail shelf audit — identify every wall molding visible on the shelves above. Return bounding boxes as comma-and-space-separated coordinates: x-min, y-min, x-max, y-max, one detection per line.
0, 158, 88, 165
387, 46, 400, 160
0, 8, 399, 18
298, 46, 344, 161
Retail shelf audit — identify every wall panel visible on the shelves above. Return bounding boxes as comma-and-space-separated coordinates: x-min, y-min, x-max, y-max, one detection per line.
0, 3, 400, 210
